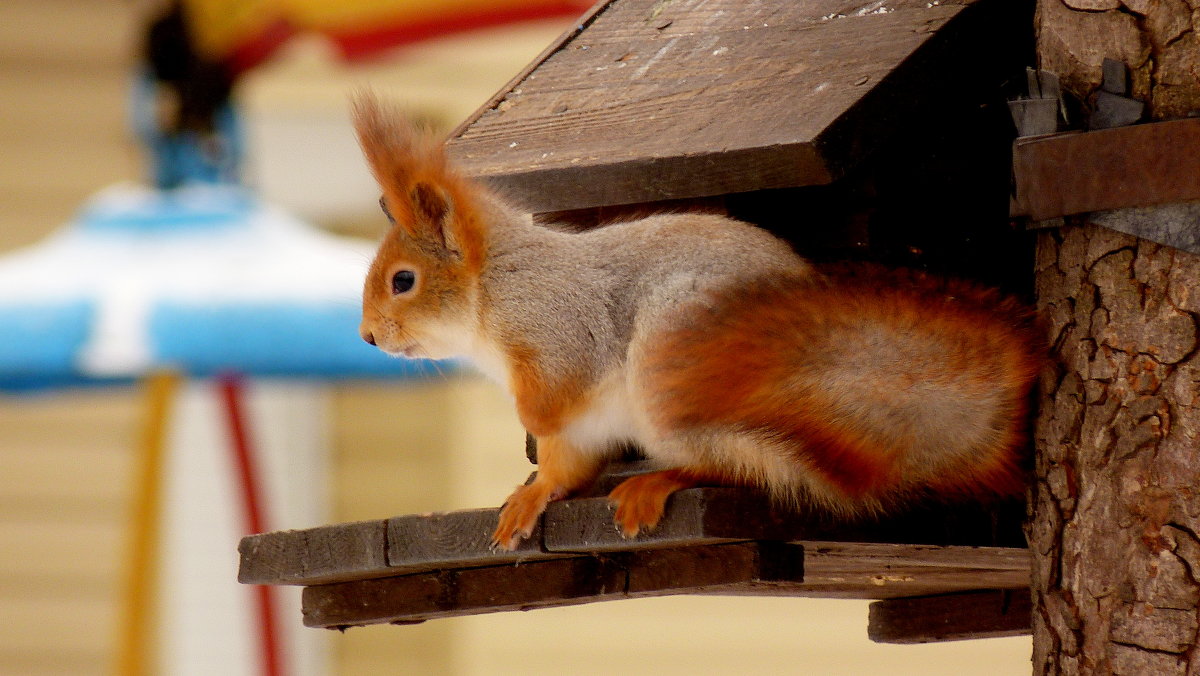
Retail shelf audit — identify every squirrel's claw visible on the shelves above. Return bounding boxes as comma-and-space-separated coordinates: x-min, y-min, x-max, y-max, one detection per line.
491, 480, 561, 551
609, 472, 685, 539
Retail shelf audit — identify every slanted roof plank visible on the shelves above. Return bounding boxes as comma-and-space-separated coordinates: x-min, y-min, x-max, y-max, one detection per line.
448, 0, 985, 211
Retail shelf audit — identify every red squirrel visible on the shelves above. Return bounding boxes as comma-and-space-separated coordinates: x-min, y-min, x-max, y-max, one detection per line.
352, 95, 1044, 551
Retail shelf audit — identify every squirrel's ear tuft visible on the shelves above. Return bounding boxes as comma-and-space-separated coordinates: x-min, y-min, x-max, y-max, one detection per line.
351, 91, 442, 197
351, 90, 484, 264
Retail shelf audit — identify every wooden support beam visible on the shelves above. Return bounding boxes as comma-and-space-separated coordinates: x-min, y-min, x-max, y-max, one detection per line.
1012, 118, 1200, 221
301, 541, 806, 628
867, 590, 1032, 644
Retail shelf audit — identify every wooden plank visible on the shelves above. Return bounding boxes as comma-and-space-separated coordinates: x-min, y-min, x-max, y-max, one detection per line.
300, 541, 804, 628
544, 484, 1027, 552
239, 508, 577, 586
867, 590, 1033, 643
796, 542, 1030, 599
299, 539, 1030, 627
447, 0, 1014, 211
446, 0, 618, 141
543, 487, 807, 552
694, 543, 1029, 600
1012, 118, 1200, 221
241, 481, 1026, 585
238, 519, 389, 586
386, 507, 573, 572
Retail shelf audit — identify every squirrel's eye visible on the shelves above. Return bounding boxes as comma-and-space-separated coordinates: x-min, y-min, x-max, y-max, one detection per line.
379, 196, 395, 224
392, 270, 416, 295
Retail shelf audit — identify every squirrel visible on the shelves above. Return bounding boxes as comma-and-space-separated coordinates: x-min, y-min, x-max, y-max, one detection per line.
352, 94, 1044, 551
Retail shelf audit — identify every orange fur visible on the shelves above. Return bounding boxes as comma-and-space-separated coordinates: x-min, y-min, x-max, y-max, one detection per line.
491, 434, 605, 550
505, 342, 588, 438
608, 467, 743, 537
640, 265, 1043, 513
352, 95, 1044, 551
352, 93, 486, 275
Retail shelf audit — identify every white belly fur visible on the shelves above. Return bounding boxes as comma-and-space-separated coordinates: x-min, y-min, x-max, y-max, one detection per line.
561, 368, 640, 456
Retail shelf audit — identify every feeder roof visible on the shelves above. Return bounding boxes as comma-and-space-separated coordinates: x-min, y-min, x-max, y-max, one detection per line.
446, 0, 1017, 213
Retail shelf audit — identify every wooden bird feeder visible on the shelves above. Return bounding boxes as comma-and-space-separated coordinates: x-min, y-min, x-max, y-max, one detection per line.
240, 0, 1045, 644
241, 462, 1031, 641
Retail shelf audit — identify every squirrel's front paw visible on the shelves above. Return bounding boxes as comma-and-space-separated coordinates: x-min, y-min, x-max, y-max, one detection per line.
491, 481, 562, 551
608, 472, 686, 539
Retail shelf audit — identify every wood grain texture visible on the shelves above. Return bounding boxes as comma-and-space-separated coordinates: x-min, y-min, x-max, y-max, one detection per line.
387, 507, 569, 570
239, 519, 389, 586
298, 538, 1030, 628
1030, 222, 1200, 674
242, 479, 1027, 584
447, 0, 1020, 211
542, 488, 797, 552
868, 590, 1033, 644
239, 508, 574, 586
793, 542, 1030, 600
300, 541, 804, 628
1012, 118, 1200, 221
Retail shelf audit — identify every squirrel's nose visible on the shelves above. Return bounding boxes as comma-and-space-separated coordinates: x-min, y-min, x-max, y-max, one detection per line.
360, 328, 376, 346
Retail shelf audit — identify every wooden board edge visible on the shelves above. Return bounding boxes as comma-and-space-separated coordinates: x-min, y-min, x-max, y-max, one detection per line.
237, 519, 389, 586
301, 541, 804, 628
446, 0, 618, 142
867, 589, 1033, 644
1012, 118, 1200, 221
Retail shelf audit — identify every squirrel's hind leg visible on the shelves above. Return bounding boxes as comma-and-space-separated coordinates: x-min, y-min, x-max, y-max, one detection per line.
608, 467, 734, 538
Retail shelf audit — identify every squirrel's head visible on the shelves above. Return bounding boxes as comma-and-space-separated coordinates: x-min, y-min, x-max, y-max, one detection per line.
352, 93, 486, 360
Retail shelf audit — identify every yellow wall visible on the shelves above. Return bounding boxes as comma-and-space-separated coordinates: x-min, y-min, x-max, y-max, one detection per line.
0, 5, 141, 671
0, 388, 139, 675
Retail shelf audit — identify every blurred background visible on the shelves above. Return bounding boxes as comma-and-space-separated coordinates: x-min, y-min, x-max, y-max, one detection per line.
0, 1, 1032, 674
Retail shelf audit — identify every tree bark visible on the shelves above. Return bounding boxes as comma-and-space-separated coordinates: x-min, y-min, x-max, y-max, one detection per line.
1036, 0, 1200, 120
1031, 221, 1200, 674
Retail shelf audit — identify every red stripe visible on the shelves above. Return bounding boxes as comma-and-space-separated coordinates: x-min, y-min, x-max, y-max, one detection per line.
220, 374, 284, 676
226, 19, 297, 77
223, 2, 588, 73
326, 3, 589, 61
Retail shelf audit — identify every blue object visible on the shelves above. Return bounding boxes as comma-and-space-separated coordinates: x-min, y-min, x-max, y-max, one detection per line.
131, 69, 244, 189
0, 184, 450, 391
149, 302, 441, 379
0, 300, 95, 390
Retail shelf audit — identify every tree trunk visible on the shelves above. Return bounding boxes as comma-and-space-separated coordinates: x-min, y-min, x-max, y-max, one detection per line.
1030, 220, 1200, 674
1036, 0, 1200, 120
